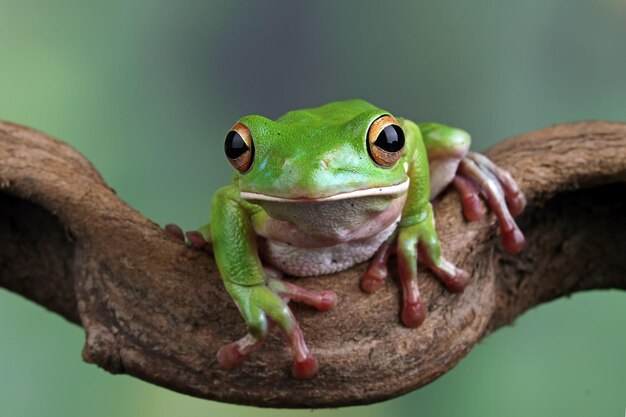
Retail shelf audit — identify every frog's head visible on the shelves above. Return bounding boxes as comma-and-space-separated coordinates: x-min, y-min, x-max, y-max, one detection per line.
223, 99, 409, 234
225, 99, 408, 199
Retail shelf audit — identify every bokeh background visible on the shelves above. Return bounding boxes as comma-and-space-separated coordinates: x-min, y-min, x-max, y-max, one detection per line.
1, 0, 625, 416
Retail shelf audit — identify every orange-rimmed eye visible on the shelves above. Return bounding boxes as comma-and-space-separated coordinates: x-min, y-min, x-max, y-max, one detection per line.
367, 115, 405, 167
225, 122, 254, 173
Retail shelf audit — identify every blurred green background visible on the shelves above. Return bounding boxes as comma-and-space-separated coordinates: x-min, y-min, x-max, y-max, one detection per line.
1, 0, 625, 416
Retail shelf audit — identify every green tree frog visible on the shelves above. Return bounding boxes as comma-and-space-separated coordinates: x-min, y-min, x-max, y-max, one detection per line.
166, 99, 525, 379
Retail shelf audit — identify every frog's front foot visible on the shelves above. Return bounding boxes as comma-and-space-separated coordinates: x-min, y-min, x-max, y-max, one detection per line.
164, 223, 213, 254
363, 208, 470, 328
217, 274, 336, 379
454, 152, 526, 254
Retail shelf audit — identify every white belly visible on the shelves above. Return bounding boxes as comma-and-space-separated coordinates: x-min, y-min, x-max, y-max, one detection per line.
259, 220, 398, 277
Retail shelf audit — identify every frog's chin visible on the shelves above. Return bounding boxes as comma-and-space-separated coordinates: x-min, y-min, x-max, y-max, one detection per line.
240, 178, 410, 203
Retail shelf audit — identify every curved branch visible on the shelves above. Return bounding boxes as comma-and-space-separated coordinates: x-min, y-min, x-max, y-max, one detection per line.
0, 120, 624, 408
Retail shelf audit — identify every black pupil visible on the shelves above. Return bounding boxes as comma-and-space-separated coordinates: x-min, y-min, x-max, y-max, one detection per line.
374, 125, 404, 152
225, 131, 249, 159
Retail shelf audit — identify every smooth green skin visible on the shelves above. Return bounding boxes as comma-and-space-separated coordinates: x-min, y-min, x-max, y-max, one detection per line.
207, 99, 467, 340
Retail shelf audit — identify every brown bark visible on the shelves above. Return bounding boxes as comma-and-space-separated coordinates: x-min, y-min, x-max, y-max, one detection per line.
0, 120, 624, 408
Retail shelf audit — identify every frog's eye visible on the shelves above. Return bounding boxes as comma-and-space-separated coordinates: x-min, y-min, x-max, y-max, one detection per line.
367, 115, 405, 167
225, 122, 254, 173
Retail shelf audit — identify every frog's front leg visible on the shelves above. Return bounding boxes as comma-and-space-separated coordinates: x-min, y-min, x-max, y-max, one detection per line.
379, 120, 470, 327
210, 185, 335, 379
395, 205, 470, 326
419, 123, 526, 254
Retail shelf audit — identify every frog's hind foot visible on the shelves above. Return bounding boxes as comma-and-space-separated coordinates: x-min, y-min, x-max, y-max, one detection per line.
455, 152, 526, 254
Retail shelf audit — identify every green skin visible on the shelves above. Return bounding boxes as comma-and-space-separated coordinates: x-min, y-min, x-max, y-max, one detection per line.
213, 100, 440, 326
178, 99, 525, 378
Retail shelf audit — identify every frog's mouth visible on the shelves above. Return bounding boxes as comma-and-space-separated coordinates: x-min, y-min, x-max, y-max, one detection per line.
240, 178, 410, 202
243, 179, 409, 242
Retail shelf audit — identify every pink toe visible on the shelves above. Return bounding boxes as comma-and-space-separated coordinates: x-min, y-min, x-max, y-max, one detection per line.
502, 228, 525, 254
165, 224, 185, 242
292, 356, 319, 379
507, 193, 527, 217
361, 273, 385, 293
316, 291, 337, 311
401, 301, 426, 328
446, 269, 470, 293
186, 231, 206, 249
463, 195, 487, 222
217, 344, 246, 370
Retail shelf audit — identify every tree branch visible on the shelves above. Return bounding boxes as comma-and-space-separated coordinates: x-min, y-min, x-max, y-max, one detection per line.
0, 120, 624, 408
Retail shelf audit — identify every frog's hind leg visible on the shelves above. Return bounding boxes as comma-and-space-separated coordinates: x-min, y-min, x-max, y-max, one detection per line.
457, 153, 526, 253
421, 123, 526, 254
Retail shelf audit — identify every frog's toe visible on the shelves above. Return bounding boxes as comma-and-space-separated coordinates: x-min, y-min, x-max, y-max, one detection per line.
268, 277, 337, 311
401, 300, 426, 328
361, 269, 386, 293
361, 235, 395, 293
505, 186, 526, 217
419, 244, 471, 292
185, 231, 204, 248
276, 318, 320, 378
452, 175, 486, 221
292, 356, 319, 379
216, 343, 247, 369
361, 260, 388, 293
216, 332, 266, 370
447, 268, 470, 293
165, 223, 185, 241
314, 291, 337, 311
501, 227, 525, 254
185, 231, 213, 253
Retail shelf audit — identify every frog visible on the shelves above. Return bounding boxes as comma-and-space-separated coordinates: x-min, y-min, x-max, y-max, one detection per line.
166, 99, 526, 379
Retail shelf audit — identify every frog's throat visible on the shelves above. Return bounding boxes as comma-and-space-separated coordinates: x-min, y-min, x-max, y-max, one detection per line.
240, 179, 410, 203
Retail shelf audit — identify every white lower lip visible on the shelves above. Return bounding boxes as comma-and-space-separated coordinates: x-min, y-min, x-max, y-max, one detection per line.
241, 178, 410, 203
